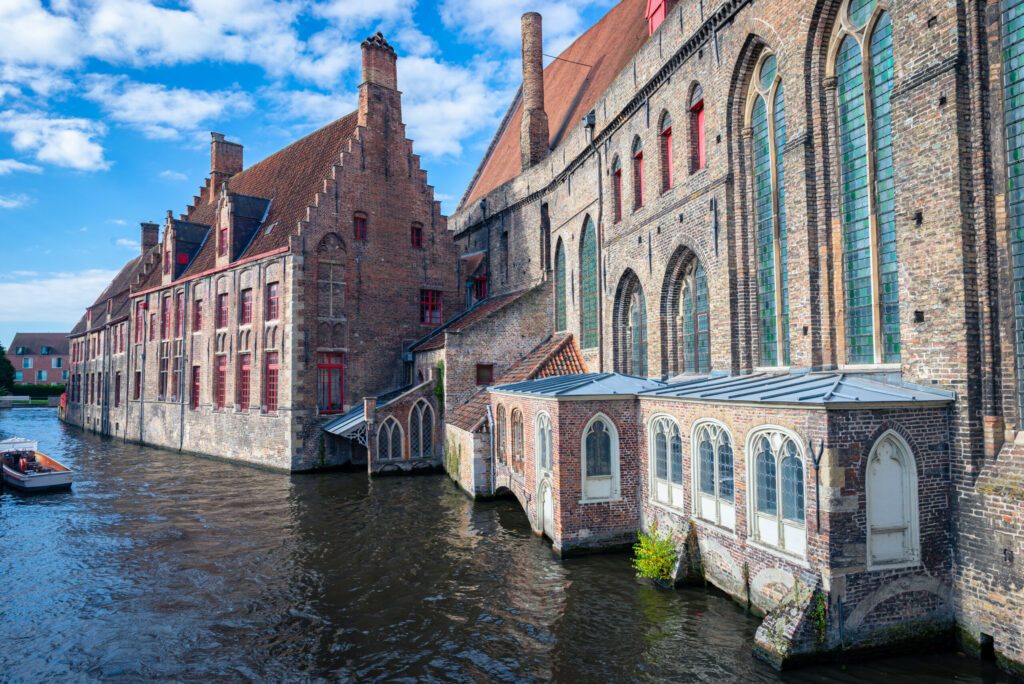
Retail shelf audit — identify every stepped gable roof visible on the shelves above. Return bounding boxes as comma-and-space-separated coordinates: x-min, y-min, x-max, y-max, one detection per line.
640, 371, 956, 407
449, 333, 588, 431
179, 112, 360, 278
410, 288, 533, 352
10, 332, 69, 355
460, 0, 649, 209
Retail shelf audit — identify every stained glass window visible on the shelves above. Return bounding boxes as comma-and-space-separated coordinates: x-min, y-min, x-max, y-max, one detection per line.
586, 420, 612, 477
555, 241, 567, 331
1003, 0, 1024, 416
781, 446, 805, 523
655, 430, 668, 480
670, 428, 683, 485
629, 289, 648, 376
580, 217, 599, 348
756, 438, 777, 515
718, 437, 734, 500
699, 434, 715, 495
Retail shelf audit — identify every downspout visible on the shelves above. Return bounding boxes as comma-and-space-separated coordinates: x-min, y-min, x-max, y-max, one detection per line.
178, 281, 189, 452
587, 111, 605, 371
138, 296, 147, 446
486, 403, 496, 495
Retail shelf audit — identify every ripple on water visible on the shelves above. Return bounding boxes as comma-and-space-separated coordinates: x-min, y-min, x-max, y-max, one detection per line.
0, 409, 1010, 682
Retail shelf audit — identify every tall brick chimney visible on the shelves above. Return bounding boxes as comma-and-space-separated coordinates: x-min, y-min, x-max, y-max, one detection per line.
140, 222, 159, 255
361, 32, 397, 91
210, 132, 242, 201
520, 12, 549, 170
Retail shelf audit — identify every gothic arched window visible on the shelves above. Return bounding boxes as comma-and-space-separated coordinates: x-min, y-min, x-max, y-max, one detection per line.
866, 431, 920, 568
1001, 0, 1024, 417
649, 415, 683, 508
377, 418, 402, 461
660, 111, 674, 192
680, 260, 710, 373
612, 156, 623, 222
409, 400, 434, 460
555, 239, 567, 331
750, 428, 806, 556
511, 408, 525, 474
693, 421, 735, 529
632, 136, 644, 210
580, 217, 599, 349
831, 0, 899, 364
748, 51, 790, 367
535, 412, 553, 474
582, 414, 619, 501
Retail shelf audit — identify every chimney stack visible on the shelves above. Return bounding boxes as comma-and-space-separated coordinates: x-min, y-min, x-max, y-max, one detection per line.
140, 222, 159, 255
210, 132, 243, 200
361, 32, 397, 91
520, 12, 549, 170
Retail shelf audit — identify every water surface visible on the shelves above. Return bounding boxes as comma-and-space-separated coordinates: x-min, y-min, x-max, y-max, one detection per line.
0, 409, 1008, 682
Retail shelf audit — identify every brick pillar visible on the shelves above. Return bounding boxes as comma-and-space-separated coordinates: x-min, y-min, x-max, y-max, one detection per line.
209, 132, 242, 199
520, 12, 549, 170
140, 222, 159, 256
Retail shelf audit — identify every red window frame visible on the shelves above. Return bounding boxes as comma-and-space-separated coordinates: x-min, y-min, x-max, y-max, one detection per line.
420, 289, 443, 326
612, 159, 623, 223
193, 299, 203, 331
239, 288, 252, 325
160, 296, 170, 339
475, 364, 494, 386
691, 98, 706, 171
237, 353, 251, 410
411, 223, 423, 248
216, 293, 228, 330
661, 124, 673, 191
175, 292, 185, 338
214, 355, 227, 410
353, 213, 367, 241
472, 276, 488, 301
264, 352, 279, 413
317, 352, 344, 413
218, 225, 228, 256
190, 366, 201, 410
633, 146, 644, 209
266, 282, 279, 321
149, 313, 156, 341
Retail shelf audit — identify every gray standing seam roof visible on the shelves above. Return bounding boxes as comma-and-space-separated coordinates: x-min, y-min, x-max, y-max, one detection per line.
492, 372, 667, 397
322, 384, 413, 437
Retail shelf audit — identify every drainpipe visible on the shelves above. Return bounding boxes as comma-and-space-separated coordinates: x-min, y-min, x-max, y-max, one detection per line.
138, 296, 147, 445
486, 403, 496, 495
586, 111, 605, 371
178, 281, 189, 452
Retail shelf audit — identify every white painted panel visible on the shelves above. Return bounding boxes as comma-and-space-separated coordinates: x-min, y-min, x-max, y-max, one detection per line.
656, 480, 669, 504
758, 515, 778, 546
720, 502, 735, 530
783, 522, 805, 556
699, 493, 716, 522
870, 530, 904, 563
670, 484, 685, 509
588, 476, 611, 500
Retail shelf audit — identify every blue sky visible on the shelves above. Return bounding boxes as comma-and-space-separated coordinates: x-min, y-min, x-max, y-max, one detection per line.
0, 0, 615, 349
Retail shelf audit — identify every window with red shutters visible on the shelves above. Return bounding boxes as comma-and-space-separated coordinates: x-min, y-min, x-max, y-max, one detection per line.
240, 288, 252, 325
237, 353, 251, 410
161, 295, 170, 339
149, 313, 156, 341
264, 352, 279, 413
317, 352, 344, 413
690, 85, 706, 172
214, 355, 227, 410
353, 213, 367, 241
191, 366, 201, 410
420, 289, 442, 325
612, 156, 623, 222
660, 113, 674, 191
217, 293, 228, 329
266, 282, 279, 321
473, 276, 488, 301
194, 299, 203, 331
411, 223, 423, 248
175, 292, 185, 338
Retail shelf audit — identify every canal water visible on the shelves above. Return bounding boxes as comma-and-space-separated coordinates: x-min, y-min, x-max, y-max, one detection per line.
0, 409, 1009, 682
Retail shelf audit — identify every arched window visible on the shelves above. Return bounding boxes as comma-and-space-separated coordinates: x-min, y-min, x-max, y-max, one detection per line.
582, 414, 620, 501
748, 51, 790, 367
554, 239, 567, 331
690, 84, 706, 172
511, 408, 525, 474
614, 272, 648, 376
496, 404, 507, 464
749, 428, 805, 556
659, 112, 674, 191
866, 431, 920, 568
580, 217, 599, 349
1001, 0, 1024, 418
535, 412, 553, 475
665, 256, 710, 375
316, 233, 346, 321
409, 400, 434, 459
629, 289, 648, 376
649, 416, 683, 508
377, 418, 402, 461
693, 421, 735, 529
611, 156, 623, 222
831, 0, 899, 364
632, 136, 644, 209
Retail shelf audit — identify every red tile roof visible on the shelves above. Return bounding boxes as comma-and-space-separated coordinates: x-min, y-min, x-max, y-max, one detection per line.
460, 0, 649, 208
448, 333, 586, 431
410, 289, 532, 352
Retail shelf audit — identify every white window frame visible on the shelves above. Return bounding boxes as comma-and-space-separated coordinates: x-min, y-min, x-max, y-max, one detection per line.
53, 357, 63, 369
22, 357, 32, 369
745, 425, 807, 558
535, 411, 553, 480
580, 412, 620, 503
648, 414, 684, 509
866, 430, 920, 570
377, 417, 403, 461
408, 400, 434, 460
692, 419, 736, 530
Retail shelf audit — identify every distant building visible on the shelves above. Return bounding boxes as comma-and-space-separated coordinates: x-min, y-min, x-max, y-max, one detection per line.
9, 333, 69, 385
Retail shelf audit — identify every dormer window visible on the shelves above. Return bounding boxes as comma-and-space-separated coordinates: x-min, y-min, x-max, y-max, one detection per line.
218, 224, 228, 256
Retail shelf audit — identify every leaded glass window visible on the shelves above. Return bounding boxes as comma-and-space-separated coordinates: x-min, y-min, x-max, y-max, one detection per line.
617, 279, 649, 377
655, 430, 668, 480
555, 240, 567, 331
580, 217, 599, 348
693, 422, 736, 528
1003, 0, 1024, 418
410, 400, 434, 460
649, 416, 683, 507
781, 444, 804, 522
378, 418, 402, 461
676, 260, 711, 374
756, 438, 778, 515
586, 420, 611, 477
749, 51, 790, 366
750, 428, 806, 554
832, 0, 900, 364
317, 233, 346, 321
511, 409, 525, 474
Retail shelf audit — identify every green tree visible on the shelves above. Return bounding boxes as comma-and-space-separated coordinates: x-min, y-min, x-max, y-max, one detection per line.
0, 343, 14, 394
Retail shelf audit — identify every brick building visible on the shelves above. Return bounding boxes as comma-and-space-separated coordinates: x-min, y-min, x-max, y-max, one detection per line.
9, 332, 69, 385
64, 33, 460, 471
435, 0, 1024, 674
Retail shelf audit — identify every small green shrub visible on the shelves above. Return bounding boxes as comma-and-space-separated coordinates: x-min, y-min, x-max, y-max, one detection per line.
632, 524, 678, 582
434, 360, 445, 407
812, 590, 828, 645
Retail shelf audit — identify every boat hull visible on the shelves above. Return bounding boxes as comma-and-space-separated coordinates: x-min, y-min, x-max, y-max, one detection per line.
2, 464, 73, 492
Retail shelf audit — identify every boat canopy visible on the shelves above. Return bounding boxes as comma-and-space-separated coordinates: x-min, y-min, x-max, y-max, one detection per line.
0, 437, 38, 453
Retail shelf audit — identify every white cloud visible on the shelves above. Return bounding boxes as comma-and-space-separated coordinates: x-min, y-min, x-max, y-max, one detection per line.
0, 269, 120, 325
0, 194, 31, 209
159, 169, 188, 181
115, 238, 141, 250
315, 0, 415, 26
108, 218, 127, 225
0, 0, 80, 68
0, 111, 109, 171
84, 75, 254, 140
400, 56, 510, 157
0, 159, 42, 175
262, 86, 356, 128
439, 0, 598, 53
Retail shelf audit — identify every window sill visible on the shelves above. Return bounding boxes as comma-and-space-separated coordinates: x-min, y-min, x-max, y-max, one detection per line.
867, 560, 921, 573
839, 363, 901, 373
648, 498, 685, 516
578, 495, 623, 505
693, 515, 737, 536
754, 366, 791, 373
745, 537, 810, 568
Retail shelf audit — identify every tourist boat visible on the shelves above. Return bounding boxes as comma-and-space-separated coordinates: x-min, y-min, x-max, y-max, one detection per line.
0, 438, 73, 493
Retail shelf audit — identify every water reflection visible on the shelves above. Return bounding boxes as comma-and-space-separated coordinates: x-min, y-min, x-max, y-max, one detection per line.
0, 409, 1009, 682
